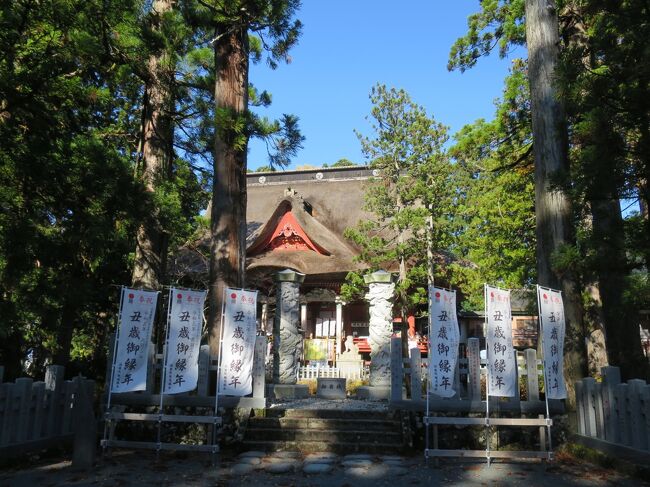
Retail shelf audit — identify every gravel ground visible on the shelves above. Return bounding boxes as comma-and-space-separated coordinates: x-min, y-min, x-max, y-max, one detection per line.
0, 448, 647, 487
1, 398, 645, 486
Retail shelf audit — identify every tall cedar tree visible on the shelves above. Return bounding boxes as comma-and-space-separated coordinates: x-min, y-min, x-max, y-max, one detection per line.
449, 0, 587, 403
525, 0, 587, 394
132, 0, 176, 290
0, 0, 147, 374
560, 0, 650, 378
181, 1, 302, 355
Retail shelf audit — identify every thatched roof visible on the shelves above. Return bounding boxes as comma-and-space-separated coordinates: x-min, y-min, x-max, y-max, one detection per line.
171, 167, 374, 284
245, 167, 375, 278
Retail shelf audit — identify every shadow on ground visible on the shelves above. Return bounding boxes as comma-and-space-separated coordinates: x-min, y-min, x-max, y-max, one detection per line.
0, 448, 647, 487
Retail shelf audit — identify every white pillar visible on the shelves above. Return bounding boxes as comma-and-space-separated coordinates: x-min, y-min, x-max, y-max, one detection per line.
335, 297, 344, 357
300, 302, 308, 332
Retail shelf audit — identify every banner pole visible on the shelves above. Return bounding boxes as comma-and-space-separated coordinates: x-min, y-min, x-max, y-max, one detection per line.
156, 288, 173, 454
212, 286, 227, 449
426, 285, 431, 459
103, 285, 125, 454
484, 283, 491, 466
537, 285, 553, 456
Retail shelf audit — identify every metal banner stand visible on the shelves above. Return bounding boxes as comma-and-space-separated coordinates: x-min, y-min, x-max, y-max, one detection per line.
102, 286, 126, 456
425, 285, 432, 464
537, 285, 556, 460
101, 287, 221, 455
213, 286, 259, 454
424, 284, 554, 464
155, 289, 174, 457
212, 286, 228, 457
485, 284, 491, 466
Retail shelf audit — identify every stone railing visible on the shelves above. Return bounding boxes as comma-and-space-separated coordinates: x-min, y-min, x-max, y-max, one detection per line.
0, 365, 94, 458
575, 367, 650, 453
392, 337, 562, 414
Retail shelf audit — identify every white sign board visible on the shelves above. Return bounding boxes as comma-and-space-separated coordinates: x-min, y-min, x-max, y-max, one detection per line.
537, 286, 567, 399
162, 288, 206, 394
429, 287, 460, 398
111, 288, 158, 393
485, 285, 517, 397
218, 288, 258, 396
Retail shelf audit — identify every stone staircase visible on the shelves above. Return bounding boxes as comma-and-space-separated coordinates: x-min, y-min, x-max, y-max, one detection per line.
242, 408, 407, 454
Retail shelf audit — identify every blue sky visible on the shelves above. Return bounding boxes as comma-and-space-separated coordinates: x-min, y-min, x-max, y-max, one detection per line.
248, 1, 524, 170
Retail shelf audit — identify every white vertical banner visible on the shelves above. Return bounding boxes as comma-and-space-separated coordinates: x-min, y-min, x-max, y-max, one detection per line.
218, 288, 258, 396
162, 288, 206, 394
537, 286, 567, 399
428, 287, 460, 398
111, 288, 158, 393
485, 285, 517, 397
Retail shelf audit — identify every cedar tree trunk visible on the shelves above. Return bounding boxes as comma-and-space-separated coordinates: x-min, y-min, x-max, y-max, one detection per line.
591, 195, 648, 379
525, 0, 587, 405
208, 26, 249, 356
132, 0, 174, 290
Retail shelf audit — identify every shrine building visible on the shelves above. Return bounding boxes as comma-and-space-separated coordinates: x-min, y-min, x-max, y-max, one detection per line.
177, 165, 538, 364
245, 166, 376, 359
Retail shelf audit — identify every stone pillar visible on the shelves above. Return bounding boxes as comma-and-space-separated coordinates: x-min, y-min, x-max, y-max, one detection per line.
271, 269, 308, 399
358, 270, 395, 400
335, 297, 344, 356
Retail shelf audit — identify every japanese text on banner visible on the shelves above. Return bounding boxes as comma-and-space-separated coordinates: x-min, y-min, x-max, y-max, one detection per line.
537, 286, 567, 399
163, 288, 206, 394
486, 285, 517, 397
219, 288, 258, 396
111, 288, 158, 393
429, 287, 460, 398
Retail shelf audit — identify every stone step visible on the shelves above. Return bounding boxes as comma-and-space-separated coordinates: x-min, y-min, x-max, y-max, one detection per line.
248, 417, 399, 432
240, 439, 405, 455
245, 427, 403, 443
243, 408, 406, 455
261, 408, 397, 420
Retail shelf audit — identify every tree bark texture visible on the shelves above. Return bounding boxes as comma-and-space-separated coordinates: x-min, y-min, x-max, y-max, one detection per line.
132, 0, 174, 290
525, 0, 586, 404
208, 26, 249, 357
591, 194, 649, 379
583, 282, 609, 377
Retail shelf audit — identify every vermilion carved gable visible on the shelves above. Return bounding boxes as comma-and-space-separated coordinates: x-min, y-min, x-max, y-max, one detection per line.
248, 211, 328, 255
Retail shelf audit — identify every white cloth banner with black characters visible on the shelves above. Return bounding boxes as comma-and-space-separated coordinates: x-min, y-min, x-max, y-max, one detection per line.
537, 286, 567, 399
428, 287, 460, 398
111, 288, 158, 393
162, 288, 206, 394
218, 288, 258, 396
485, 285, 517, 397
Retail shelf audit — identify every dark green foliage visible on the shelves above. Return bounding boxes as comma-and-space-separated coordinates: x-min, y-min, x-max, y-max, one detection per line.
179, 0, 304, 169
448, 62, 536, 311
450, 0, 650, 377
448, 0, 526, 72
558, 0, 650, 377
330, 158, 358, 168
0, 0, 208, 379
